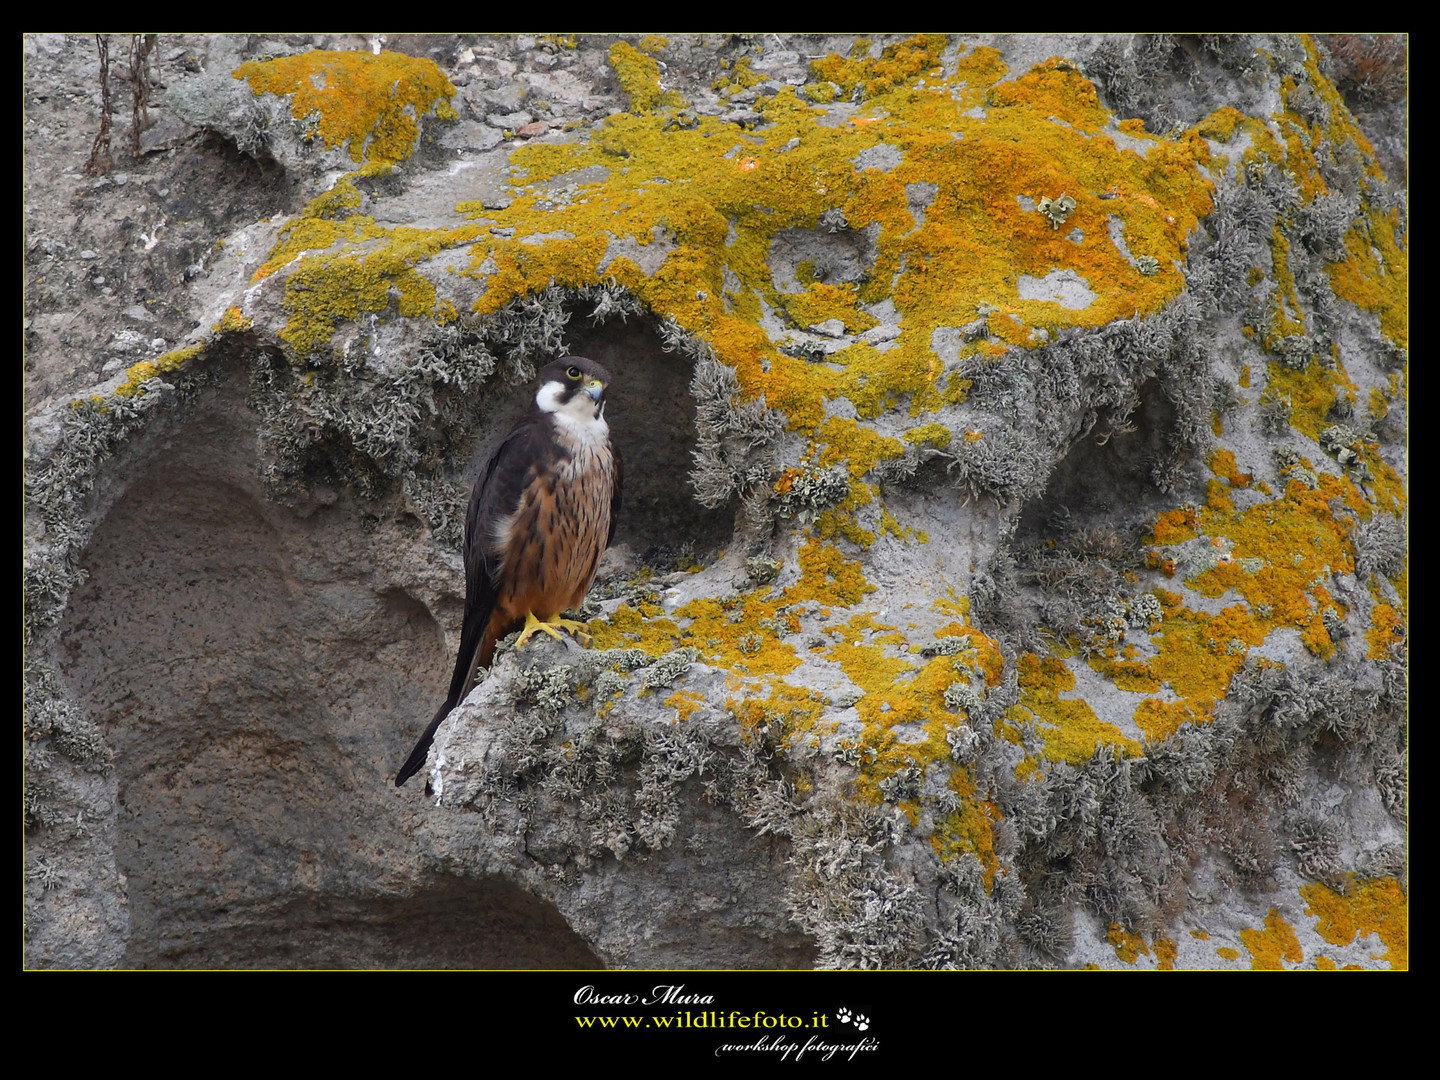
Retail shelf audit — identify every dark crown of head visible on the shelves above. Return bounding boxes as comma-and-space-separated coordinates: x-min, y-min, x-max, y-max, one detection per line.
538, 355, 612, 385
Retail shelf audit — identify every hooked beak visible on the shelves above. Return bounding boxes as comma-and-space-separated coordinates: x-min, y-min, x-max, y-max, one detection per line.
584, 379, 606, 404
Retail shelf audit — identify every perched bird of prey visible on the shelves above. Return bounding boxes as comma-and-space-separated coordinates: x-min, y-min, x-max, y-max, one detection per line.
396, 356, 622, 787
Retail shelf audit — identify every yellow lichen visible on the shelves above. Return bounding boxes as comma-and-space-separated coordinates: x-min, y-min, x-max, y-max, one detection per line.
1108, 924, 1149, 964
1133, 698, 1205, 742
1239, 908, 1303, 970
903, 422, 952, 448
115, 343, 204, 398
1014, 653, 1144, 764
1366, 603, 1405, 661
213, 306, 253, 333
452, 46, 1214, 485
609, 41, 683, 114
783, 539, 876, 607
727, 680, 828, 744
234, 50, 456, 166
1195, 105, 1245, 142
1301, 877, 1407, 970
663, 688, 708, 723
1152, 937, 1178, 971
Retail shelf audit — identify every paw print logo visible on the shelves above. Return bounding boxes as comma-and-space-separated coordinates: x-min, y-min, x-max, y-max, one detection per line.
836, 1007, 852, 1024
854, 1013, 870, 1031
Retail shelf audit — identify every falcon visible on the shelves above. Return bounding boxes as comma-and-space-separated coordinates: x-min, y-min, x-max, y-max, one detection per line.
395, 356, 622, 787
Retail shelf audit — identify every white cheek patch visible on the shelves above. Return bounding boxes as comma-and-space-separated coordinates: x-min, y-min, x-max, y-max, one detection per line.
535, 381, 567, 413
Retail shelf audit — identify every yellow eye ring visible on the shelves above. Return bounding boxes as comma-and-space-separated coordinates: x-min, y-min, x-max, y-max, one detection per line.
566, 366, 582, 379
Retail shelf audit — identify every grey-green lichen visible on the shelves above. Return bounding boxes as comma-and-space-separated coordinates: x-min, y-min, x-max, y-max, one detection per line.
638, 648, 700, 691
1036, 192, 1077, 230
773, 465, 850, 525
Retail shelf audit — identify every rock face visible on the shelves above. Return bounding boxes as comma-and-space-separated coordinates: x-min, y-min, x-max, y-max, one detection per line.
25, 34, 1407, 970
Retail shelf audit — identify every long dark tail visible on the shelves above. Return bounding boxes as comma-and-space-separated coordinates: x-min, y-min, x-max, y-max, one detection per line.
394, 603, 506, 787
394, 699, 457, 788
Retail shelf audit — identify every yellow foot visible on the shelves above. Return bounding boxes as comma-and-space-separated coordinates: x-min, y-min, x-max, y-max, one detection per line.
514, 611, 592, 651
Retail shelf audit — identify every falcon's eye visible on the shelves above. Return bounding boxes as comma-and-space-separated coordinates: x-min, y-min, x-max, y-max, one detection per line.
566, 366, 582, 380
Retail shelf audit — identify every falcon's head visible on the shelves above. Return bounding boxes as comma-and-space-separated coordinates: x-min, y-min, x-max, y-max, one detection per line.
534, 356, 613, 423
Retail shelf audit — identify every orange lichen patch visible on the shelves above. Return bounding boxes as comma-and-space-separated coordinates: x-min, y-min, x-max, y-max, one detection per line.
589, 600, 681, 650
1015, 653, 1144, 763
1215, 946, 1241, 961
1087, 649, 1161, 693
684, 599, 801, 676
1301, 877, 1408, 970
1301, 594, 1340, 659
1018, 653, 1072, 694
271, 223, 483, 357
815, 417, 905, 478
782, 539, 876, 607
234, 50, 456, 165
779, 281, 880, 335
987, 57, 1110, 132
1108, 924, 1150, 964
1366, 603, 1405, 660
1010, 753, 1040, 783
1153, 588, 1185, 613
663, 689, 708, 723
728, 680, 829, 744
950, 626, 1005, 689
805, 613, 1004, 833
877, 507, 926, 544
1204, 477, 1234, 514
1358, 444, 1407, 518
1240, 909, 1304, 970
903, 422, 952, 448
589, 593, 805, 678
1315, 955, 1338, 970
1190, 929, 1210, 940
1208, 447, 1251, 488
1151, 505, 1200, 545
812, 506, 877, 549
213, 306, 253, 334
822, 615, 919, 721
1147, 608, 1246, 706
114, 342, 205, 398
931, 772, 1000, 887
1133, 697, 1207, 742
609, 41, 684, 114
1153, 937, 1178, 971
1264, 358, 1354, 445
1391, 564, 1408, 618
1189, 473, 1359, 628
809, 34, 950, 102
712, 54, 764, 99
1195, 105, 1246, 142
1266, 225, 1307, 340
1328, 207, 1408, 352
1145, 548, 1177, 577
932, 591, 970, 621
469, 231, 612, 316
447, 47, 1213, 480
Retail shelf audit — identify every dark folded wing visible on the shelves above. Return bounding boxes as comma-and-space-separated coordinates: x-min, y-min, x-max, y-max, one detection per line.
607, 438, 622, 548
395, 417, 555, 787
